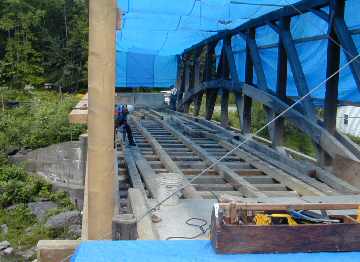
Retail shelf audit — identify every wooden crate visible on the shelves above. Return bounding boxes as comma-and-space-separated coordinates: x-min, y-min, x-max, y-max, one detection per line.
211, 205, 360, 254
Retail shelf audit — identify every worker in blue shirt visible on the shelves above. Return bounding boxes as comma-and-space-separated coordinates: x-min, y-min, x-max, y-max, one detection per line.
115, 104, 136, 146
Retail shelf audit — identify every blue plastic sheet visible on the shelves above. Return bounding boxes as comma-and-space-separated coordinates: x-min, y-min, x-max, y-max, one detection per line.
115, 0, 360, 105
71, 240, 360, 262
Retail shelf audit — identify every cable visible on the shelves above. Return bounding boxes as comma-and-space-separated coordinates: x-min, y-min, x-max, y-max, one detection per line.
166, 217, 209, 240
137, 52, 360, 223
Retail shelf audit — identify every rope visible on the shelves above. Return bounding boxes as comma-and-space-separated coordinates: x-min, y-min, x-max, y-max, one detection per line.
137, 52, 360, 223
166, 217, 210, 240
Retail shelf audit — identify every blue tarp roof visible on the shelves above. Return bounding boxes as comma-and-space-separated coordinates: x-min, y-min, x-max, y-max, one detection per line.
71, 240, 360, 262
115, 0, 360, 104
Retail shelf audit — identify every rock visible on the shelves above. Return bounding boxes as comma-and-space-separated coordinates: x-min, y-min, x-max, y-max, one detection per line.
2, 247, 13, 256
27, 201, 57, 221
68, 224, 82, 239
6, 204, 20, 211
45, 210, 81, 230
0, 241, 10, 251
1, 224, 8, 235
16, 247, 36, 260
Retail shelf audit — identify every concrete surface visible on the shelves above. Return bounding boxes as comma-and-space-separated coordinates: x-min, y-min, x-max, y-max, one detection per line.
11, 139, 87, 208
116, 93, 165, 108
151, 199, 217, 240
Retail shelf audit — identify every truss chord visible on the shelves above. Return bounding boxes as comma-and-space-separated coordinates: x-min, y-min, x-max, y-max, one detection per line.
281, 0, 360, 67
136, 52, 360, 223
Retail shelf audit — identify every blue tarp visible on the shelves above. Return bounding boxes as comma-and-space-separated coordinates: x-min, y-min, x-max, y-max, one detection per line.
71, 240, 360, 262
116, 0, 360, 104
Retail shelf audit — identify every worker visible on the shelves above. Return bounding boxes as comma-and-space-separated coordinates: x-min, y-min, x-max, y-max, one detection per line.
115, 104, 136, 146
169, 87, 177, 111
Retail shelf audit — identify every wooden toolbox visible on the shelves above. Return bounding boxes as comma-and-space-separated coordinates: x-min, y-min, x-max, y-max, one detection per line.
211, 202, 360, 254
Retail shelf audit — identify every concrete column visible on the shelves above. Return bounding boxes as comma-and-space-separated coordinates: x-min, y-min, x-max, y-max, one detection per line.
82, 0, 116, 240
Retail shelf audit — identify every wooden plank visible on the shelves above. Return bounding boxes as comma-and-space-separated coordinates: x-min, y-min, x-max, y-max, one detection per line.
151, 116, 267, 198
122, 143, 147, 197
69, 93, 88, 124
169, 115, 341, 194
218, 202, 360, 211
219, 194, 360, 204
212, 214, 360, 253
169, 109, 360, 194
204, 132, 325, 196
333, 155, 360, 190
130, 148, 160, 198
37, 240, 81, 262
133, 118, 202, 199
128, 188, 159, 240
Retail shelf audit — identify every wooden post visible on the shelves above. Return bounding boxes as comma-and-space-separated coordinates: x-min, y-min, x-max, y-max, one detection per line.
193, 53, 203, 116
183, 60, 191, 113
221, 89, 229, 128
205, 45, 217, 120
220, 39, 230, 128
240, 29, 254, 134
112, 214, 138, 240
175, 57, 184, 111
83, 0, 116, 240
321, 0, 344, 165
273, 18, 289, 150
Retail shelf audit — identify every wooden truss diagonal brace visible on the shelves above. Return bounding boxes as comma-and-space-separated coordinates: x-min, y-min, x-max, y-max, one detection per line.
243, 83, 358, 161
268, 22, 317, 122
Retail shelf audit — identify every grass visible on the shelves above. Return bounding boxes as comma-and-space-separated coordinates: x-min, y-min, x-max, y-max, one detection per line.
0, 89, 86, 153
190, 95, 317, 157
0, 89, 86, 253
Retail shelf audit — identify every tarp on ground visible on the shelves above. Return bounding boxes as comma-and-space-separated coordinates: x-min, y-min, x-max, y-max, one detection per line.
71, 240, 360, 261
116, 0, 360, 105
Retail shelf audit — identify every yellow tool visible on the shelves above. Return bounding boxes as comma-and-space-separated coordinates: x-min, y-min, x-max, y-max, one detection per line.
254, 213, 298, 226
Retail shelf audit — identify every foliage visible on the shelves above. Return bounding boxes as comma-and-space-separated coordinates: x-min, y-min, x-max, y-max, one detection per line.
348, 134, 360, 146
190, 97, 317, 157
0, 205, 47, 250
0, 159, 75, 209
0, 161, 76, 250
0, 89, 82, 251
0, 0, 88, 89
0, 89, 86, 153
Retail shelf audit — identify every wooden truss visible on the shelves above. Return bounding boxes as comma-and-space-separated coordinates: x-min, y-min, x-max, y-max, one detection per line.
175, 0, 360, 165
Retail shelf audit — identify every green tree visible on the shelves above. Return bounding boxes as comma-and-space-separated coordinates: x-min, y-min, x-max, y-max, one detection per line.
0, 0, 45, 88
0, 0, 89, 90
